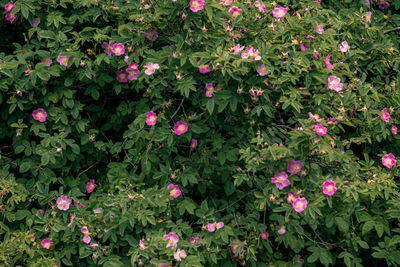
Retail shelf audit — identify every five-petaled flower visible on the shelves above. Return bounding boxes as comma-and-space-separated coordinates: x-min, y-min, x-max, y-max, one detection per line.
111, 43, 125, 56
272, 6, 287, 19
174, 121, 188, 135
328, 75, 343, 92
380, 108, 390, 122
271, 172, 290, 190
190, 0, 205, 12
57, 56, 70, 67
339, 41, 350, 52
322, 180, 337, 196
146, 111, 157, 126
287, 160, 303, 175
167, 184, 182, 198
163, 232, 179, 248
86, 179, 96, 194
57, 195, 71, 211
293, 197, 308, 213
32, 108, 47, 122
174, 249, 187, 261
41, 238, 53, 250
207, 221, 224, 232
314, 124, 327, 136
382, 153, 396, 169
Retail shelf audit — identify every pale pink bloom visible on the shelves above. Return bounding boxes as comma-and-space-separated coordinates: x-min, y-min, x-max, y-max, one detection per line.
308, 112, 324, 122
363, 11, 372, 23
41, 58, 52, 66
32, 18, 40, 27
199, 64, 210, 74
81, 226, 89, 234
116, 70, 128, 83
41, 238, 53, 250
300, 43, 307, 51
146, 111, 157, 126
257, 3, 266, 13
307, 35, 315, 40
111, 43, 125, 56
339, 41, 350, 52
5, 1, 15, 12
293, 197, 307, 213
174, 121, 188, 135
86, 179, 96, 194
220, 0, 233, 6
287, 160, 302, 174
83, 236, 91, 244
67, 213, 76, 228
272, 6, 287, 19
190, 0, 205, 12
241, 46, 261, 61
205, 83, 214, 98
391, 125, 397, 135
327, 118, 338, 125
190, 139, 198, 151
124, 56, 129, 62
287, 193, 296, 204
328, 75, 343, 92
32, 108, 47, 122
257, 64, 269, 76
229, 6, 242, 20
144, 62, 160, 76
230, 44, 245, 55
167, 184, 182, 198
380, 108, 390, 122
314, 124, 327, 136
278, 227, 286, 235
89, 243, 98, 247
174, 249, 187, 261
316, 25, 324, 34
322, 180, 337, 196
260, 231, 269, 240
57, 56, 70, 67
207, 221, 224, 232
325, 54, 333, 70
163, 232, 179, 248
56, 195, 71, 211
382, 153, 396, 169
271, 172, 290, 190
139, 240, 146, 250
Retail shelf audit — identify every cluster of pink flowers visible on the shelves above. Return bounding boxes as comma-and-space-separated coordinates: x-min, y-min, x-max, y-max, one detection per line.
4, 1, 17, 24
339, 41, 350, 52
322, 180, 337, 196
207, 221, 224, 232
167, 184, 182, 198
190, 0, 205, 12
382, 153, 396, 169
32, 108, 47, 122
117, 62, 141, 83
144, 62, 160, 76
86, 179, 96, 194
163, 232, 179, 248
254, 1, 266, 13
241, 46, 261, 61
146, 110, 157, 126
56, 195, 71, 211
81, 226, 93, 244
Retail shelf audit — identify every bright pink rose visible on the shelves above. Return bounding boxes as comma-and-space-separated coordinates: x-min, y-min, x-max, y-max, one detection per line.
41, 238, 53, 250
287, 160, 302, 174
199, 64, 210, 74
293, 197, 307, 213
32, 108, 47, 122
260, 231, 269, 240
271, 172, 290, 190
325, 54, 334, 70
322, 180, 337, 196
163, 232, 179, 248
111, 43, 125, 56
174, 121, 188, 135
380, 108, 390, 122
167, 184, 182, 198
190, 0, 205, 12
314, 124, 327, 136
229, 6, 242, 20
86, 179, 96, 194
272, 6, 287, 18
391, 125, 397, 135
382, 153, 396, 169
146, 111, 157, 126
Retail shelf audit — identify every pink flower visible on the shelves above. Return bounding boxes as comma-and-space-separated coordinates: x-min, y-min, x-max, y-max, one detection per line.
41, 58, 53, 66
116, 70, 128, 83
328, 75, 343, 92
5, 11, 17, 24
199, 64, 210, 74
83, 236, 91, 244
111, 43, 125, 56
57, 56, 70, 67
32, 108, 47, 122
139, 240, 146, 250
89, 243, 98, 247
257, 3, 266, 13
380, 108, 390, 122
220, 0, 233, 6
146, 111, 157, 126
32, 18, 40, 27
257, 64, 269, 76
127, 68, 140, 81
207, 222, 224, 232
41, 238, 53, 250
278, 227, 286, 235
271, 172, 290, 190
93, 207, 103, 214
260, 231, 269, 240
300, 42, 307, 51
144, 62, 160, 76
241, 46, 261, 61
325, 54, 334, 70
363, 11, 372, 23
339, 41, 350, 52
163, 232, 179, 248
327, 118, 338, 125
307, 35, 315, 40
287, 193, 296, 204
190, 236, 199, 243
56, 195, 71, 211
190, 0, 205, 12
167, 184, 182, 198
316, 25, 324, 34
322, 180, 337, 196
102, 41, 115, 55
67, 213, 76, 228
5, 1, 15, 12
391, 125, 397, 135
382, 153, 396, 169
287, 160, 302, 175
229, 6, 242, 20
272, 6, 287, 19
86, 179, 96, 194
174, 121, 188, 135
230, 44, 245, 55
205, 83, 215, 97
292, 197, 308, 213
81, 226, 89, 234
313, 49, 320, 59
231, 241, 246, 255
174, 249, 187, 261
314, 124, 327, 136
190, 139, 198, 151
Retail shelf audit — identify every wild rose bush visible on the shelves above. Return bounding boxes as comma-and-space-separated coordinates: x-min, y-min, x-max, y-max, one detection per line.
1, 0, 400, 266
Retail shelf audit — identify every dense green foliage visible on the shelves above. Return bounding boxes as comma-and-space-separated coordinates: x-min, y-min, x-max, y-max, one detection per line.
1, 0, 400, 266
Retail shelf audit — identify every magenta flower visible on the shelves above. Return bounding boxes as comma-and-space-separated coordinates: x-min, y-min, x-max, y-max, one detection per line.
300, 42, 307, 51
257, 64, 269, 76
146, 110, 157, 126
205, 83, 214, 97
190, 0, 205, 12
199, 64, 210, 74
32, 18, 40, 27
382, 153, 396, 169
293, 197, 308, 213
67, 213, 76, 228
380, 108, 390, 122
287, 160, 303, 175
174, 249, 187, 261
220, 0, 233, 6
89, 243, 98, 247
229, 6, 242, 20
139, 240, 146, 250
111, 43, 125, 56
272, 6, 287, 19
86, 179, 96, 194
32, 108, 47, 122
313, 49, 320, 59
81, 226, 89, 234
41, 238, 53, 250
5, 12, 17, 24
322, 180, 337, 196
127, 68, 140, 81
116, 70, 128, 83
5, 1, 15, 12
163, 232, 179, 248
278, 227, 286, 235
102, 41, 115, 55
174, 121, 188, 135
83, 236, 91, 244
339, 41, 350, 52
391, 125, 397, 135
144, 62, 160, 76
190, 236, 199, 243
314, 124, 327, 136
325, 55, 334, 70
287, 193, 296, 204
376, 0, 389, 9
230, 44, 245, 55
57, 56, 70, 67
256, 3, 266, 13
260, 231, 269, 240
57, 195, 71, 211
328, 75, 343, 92
167, 184, 182, 198
316, 24, 324, 34
207, 222, 224, 232
271, 172, 290, 190
190, 139, 198, 151
41, 58, 53, 66
307, 35, 315, 40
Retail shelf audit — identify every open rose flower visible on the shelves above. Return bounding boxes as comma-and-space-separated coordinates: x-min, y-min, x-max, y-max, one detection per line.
257, 64, 270, 76
382, 153, 396, 169
111, 43, 125, 56
229, 6, 242, 20
190, 0, 205, 12
41, 58, 53, 66
260, 231, 269, 240
272, 6, 287, 19
102, 41, 115, 55
323, 180, 337, 196
339, 41, 350, 52
32, 108, 47, 122
287, 160, 302, 174
199, 64, 210, 74
167, 184, 182, 198
314, 124, 327, 136
271, 172, 290, 190
174, 121, 188, 135
207, 221, 224, 232
380, 108, 390, 122
144, 62, 160, 76
41, 238, 53, 250
86, 179, 96, 194
5, 1, 15, 12
56, 195, 71, 211
116, 70, 128, 83
174, 249, 187, 261
328, 75, 343, 92
146, 110, 157, 126
163, 232, 179, 248
230, 44, 244, 55
57, 56, 70, 67
293, 197, 308, 213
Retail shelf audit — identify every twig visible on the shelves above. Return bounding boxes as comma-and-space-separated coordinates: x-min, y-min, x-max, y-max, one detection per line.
210, 189, 256, 216
77, 162, 99, 177
384, 27, 400, 34
170, 98, 184, 119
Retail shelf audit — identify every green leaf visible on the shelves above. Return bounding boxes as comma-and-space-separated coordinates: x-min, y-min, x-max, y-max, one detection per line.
206, 98, 215, 115
335, 217, 349, 232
